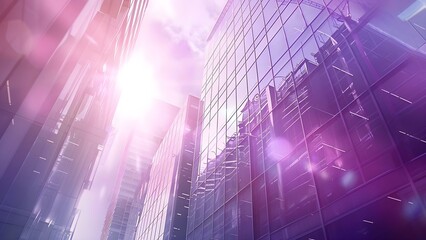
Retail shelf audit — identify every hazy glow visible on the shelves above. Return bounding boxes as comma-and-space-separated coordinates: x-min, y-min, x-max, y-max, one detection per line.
398, 0, 426, 20
116, 57, 158, 119
341, 171, 357, 189
266, 137, 293, 162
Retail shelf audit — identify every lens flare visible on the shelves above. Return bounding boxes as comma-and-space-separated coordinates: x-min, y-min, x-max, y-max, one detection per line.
266, 137, 293, 162
115, 57, 158, 120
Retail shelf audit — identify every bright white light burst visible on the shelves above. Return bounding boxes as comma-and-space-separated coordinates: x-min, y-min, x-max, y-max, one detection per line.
116, 57, 158, 119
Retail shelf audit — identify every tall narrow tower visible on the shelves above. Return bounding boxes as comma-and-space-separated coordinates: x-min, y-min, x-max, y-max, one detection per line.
0, 0, 149, 239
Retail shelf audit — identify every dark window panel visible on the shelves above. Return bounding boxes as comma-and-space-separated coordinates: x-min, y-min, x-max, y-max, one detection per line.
325, 186, 426, 240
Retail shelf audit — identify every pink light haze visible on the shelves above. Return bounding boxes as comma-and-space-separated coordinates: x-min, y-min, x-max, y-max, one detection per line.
133, 0, 227, 105
73, 1, 227, 239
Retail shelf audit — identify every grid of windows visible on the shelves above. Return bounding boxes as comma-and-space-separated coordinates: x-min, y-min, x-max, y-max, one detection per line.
135, 96, 200, 240
103, 133, 152, 240
188, 0, 426, 239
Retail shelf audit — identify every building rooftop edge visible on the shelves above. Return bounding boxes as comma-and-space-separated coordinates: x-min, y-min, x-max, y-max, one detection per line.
207, 0, 234, 41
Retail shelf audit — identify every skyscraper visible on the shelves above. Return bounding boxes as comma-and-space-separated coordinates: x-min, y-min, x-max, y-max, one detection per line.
135, 96, 201, 240
187, 0, 426, 239
0, 0, 148, 239
101, 100, 179, 240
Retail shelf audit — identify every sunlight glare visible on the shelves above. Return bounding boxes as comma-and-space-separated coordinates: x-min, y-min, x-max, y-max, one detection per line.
115, 57, 158, 120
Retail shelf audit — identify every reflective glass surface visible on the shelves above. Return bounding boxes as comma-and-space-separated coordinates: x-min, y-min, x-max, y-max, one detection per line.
188, 0, 426, 239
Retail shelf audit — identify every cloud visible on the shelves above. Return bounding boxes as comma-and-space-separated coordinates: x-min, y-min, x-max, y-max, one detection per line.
147, 0, 227, 54
132, 0, 227, 105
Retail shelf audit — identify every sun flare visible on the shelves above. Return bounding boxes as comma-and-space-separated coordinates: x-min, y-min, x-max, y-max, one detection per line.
115, 57, 158, 119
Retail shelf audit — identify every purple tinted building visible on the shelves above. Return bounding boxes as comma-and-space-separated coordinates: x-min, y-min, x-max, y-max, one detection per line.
187, 0, 426, 239
0, 0, 148, 239
135, 96, 201, 240
101, 100, 179, 240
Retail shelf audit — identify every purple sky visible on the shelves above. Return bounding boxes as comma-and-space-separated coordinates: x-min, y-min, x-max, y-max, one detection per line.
133, 0, 227, 106
73, 1, 226, 239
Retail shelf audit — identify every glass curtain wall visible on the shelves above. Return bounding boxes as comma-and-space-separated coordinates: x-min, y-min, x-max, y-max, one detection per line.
188, 0, 426, 239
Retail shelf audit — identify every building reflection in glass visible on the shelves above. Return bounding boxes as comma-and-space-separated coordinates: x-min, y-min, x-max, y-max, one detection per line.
187, 0, 426, 239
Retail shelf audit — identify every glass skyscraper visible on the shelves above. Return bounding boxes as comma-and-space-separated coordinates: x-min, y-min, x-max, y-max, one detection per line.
135, 96, 201, 240
102, 132, 153, 240
187, 0, 426, 239
102, 101, 179, 240
0, 0, 148, 239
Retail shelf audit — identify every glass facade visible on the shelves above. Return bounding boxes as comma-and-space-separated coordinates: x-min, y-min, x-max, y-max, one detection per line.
101, 101, 179, 240
102, 133, 152, 240
0, 0, 148, 239
188, 0, 426, 239
135, 96, 201, 240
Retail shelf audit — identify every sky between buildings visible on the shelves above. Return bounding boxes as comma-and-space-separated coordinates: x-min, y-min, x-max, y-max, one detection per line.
133, 0, 227, 106
73, 1, 226, 239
